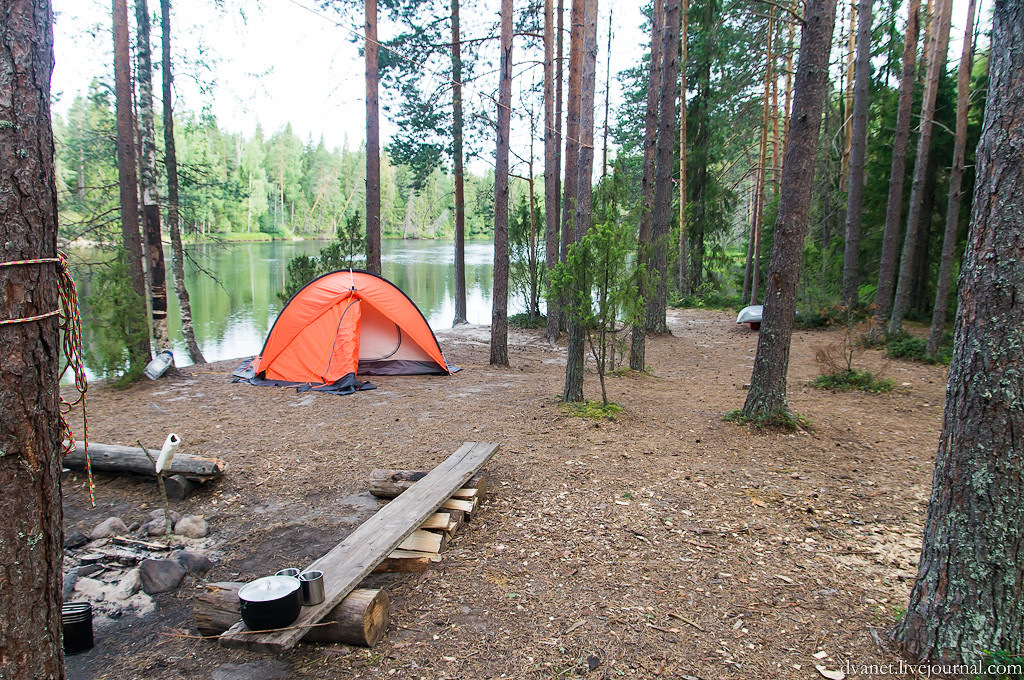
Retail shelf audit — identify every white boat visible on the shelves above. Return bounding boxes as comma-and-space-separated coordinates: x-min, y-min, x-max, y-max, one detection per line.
736, 305, 763, 330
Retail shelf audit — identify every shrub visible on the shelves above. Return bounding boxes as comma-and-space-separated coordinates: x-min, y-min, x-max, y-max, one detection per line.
509, 312, 547, 329
811, 369, 895, 393
885, 331, 951, 365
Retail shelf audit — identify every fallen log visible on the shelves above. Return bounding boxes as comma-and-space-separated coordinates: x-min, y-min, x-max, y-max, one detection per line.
369, 469, 488, 501
64, 441, 226, 481
195, 582, 389, 647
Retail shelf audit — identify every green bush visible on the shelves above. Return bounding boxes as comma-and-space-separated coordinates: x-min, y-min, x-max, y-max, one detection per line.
723, 408, 810, 431
672, 292, 742, 311
811, 369, 895, 393
885, 331, 951, 365
84, 248, 148, 386
509, 312, 547, 329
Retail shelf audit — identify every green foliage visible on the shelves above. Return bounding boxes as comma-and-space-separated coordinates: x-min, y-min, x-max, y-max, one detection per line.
551, 220, 644, 405
561, 400, 623, 421
795, 302, 872, 329
279, 212, 365, 302
723, 408, 810, 431
811, 370, 895, 393
982, 650, 1024, 680
673, 291, 742, 311
508, 312, 547, 329
884, 331, 952, 365
509, 190, 544, 320
83, 249, 148, 386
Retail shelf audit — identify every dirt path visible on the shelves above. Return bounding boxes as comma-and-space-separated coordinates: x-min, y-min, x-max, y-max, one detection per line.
61, 308, 947, 679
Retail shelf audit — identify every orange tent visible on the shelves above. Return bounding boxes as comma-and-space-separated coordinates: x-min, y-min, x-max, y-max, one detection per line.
233, 270, 454, 394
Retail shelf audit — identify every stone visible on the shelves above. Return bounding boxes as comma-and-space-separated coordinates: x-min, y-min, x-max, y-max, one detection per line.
211, 660, 293, 680
62, 568, 79, 599
90, 517, 128, 540
174, 515, 209, 539
77, 564, 103, 578
139, 558, 186, 594
144, 519, 170, 537
173, 550, 214, 575
147, 508, 181, 525
64, 531, 89, 550
114, 568, 142, 599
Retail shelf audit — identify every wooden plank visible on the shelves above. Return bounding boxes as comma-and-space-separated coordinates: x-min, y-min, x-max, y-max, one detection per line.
397, 529, 446, 554
372, 549, 441, 574
220, 441, 499, 652
440, 497, 478, 515
418, 512, 453, 531
450, 487, 479, 500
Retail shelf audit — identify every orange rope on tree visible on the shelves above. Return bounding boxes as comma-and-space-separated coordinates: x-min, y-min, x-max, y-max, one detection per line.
0, 253, 94, 505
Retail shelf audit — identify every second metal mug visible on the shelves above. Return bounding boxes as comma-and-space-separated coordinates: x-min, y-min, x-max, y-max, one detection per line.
299, 570, 325, 605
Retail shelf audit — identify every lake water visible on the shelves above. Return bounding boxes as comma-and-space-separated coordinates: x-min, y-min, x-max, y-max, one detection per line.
72, 239, 520, 373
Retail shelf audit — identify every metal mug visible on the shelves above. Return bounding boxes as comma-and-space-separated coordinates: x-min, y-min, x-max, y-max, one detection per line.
299, 570, 325, 606
275, 567, 300, 578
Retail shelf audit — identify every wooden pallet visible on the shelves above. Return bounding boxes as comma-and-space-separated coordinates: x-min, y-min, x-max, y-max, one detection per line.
219, 441, 499, 652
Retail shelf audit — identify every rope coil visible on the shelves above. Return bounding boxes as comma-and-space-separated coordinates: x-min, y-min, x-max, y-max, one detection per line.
0, 253, 94, 505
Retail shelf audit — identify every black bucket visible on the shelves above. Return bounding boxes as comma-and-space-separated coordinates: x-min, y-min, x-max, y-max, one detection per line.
62, 602, 94, 655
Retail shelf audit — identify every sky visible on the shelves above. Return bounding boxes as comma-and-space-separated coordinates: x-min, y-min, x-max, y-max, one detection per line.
51, 0, 649, 161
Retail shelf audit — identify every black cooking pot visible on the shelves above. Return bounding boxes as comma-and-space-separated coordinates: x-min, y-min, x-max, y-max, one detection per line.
238, 575, 302, 631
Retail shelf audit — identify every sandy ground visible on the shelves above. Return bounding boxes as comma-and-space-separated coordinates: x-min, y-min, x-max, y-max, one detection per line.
60, 308, 948, 679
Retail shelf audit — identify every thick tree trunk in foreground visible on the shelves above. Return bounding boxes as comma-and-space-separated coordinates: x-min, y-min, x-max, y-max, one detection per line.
544, 0, 560, 342
888, 0, 952, 335
872, 0, 921, 336
451, 0, 468, 325
894, 0, 1024, 659
563, 0, 598, 401
840, 0, 874, 308
489, 0, 513, 366
365, 0, 382, 274
646, 0, 681, 334
561, 0, 586, 400
135, 0, 169, 351
161, 0, 205, 364
629, 0, 663, 371
740, 0, 838, 422
113, 0, 151, 369
0, 2, 65, 676
926, 0, 977, 357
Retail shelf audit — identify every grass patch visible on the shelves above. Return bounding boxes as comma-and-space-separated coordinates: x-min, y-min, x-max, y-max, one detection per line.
723, 408, 810, 431
561, 400, 622, 420
884, 331, 952, 365
508, 312, 547, 329
811, 369, 895, 393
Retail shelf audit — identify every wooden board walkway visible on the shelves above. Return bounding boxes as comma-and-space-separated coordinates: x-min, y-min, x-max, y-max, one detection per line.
219, 441, 499, 652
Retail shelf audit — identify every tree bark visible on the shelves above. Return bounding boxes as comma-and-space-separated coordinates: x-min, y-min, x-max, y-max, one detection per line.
646, 0, 681, 334
747, 8, 774, 308
113, 0, 152, 370
489, 0, 513, 366
135, 0, 169, 351
451, 0, 468, 325
840, 0, 874, 308
894, 0, 1024, 659
629, 0, 663, 371
544, 0, 561, 342
872, 0, 921, 336
561, 0, 586, 399
677, 0, 689, 297
888, 0, 952, 335
161, 0, 205, 364
601, 8, 612, 181
555, 0, 565, 266
365, 0, 382, 274
740, 0, 838, 422
0, 1, 65, 675
687, 0, 716, 292
925, 0, 976, 357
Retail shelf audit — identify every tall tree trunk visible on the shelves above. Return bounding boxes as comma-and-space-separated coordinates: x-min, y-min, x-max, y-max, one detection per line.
647, 0, 681, 334
561, 0, 588, 400
490, 0, 513, 366
629, 0, 664, 370
749, 8, 774, 307
160, 0, 204, 364
840, 0, 874, 308
365, 0, 382, 274
451, 0, 468, 325
841, 0, 856, 191
688, 0, 715, 292
113, 0, 151, 370
894, 0, 1024, 660
782, 14, 794, 158
544, 0, 561, 341
740, 0, 838, 422
925, 0, 976, 357
555, 0, 565, 265
601, 7, 612, 181
0, 3, 65, 677
888, 0, 951, 335
742, 181, 759, 303
872, 0, 921, 336
135, 0, 169, 352
678, 0, 689, 296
